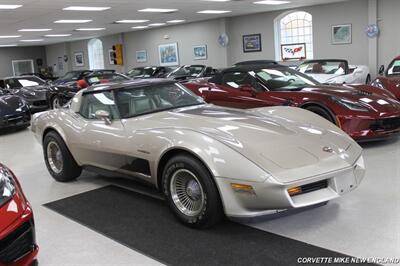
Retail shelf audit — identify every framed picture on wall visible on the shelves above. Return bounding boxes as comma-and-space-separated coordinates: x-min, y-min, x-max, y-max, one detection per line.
74, 52, 85, 67
242, 33, 262, 53
136, 50, 147, 63
158, 43, 179, 66
193, 45, 207, 60
108, 49, 115, 65
332, 24, 352, 44
281, 43, 306, 61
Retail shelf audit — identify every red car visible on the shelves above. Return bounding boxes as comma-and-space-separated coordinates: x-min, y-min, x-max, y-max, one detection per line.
372, 56, 400, 100
184, 65, 400, 141
0, 163, 38, 266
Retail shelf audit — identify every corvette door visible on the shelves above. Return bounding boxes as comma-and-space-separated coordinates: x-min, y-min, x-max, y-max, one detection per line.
70, 91, 128, 171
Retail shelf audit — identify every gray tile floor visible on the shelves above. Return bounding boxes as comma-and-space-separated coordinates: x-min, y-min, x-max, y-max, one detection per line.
0, 128, 399, 265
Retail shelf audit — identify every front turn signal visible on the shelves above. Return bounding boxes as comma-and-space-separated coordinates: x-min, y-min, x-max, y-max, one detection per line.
231, 183, 255, 195
287, 186, 302, 196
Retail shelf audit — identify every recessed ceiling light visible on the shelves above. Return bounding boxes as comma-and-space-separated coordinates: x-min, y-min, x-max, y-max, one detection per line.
202, 0, 231, 2
197, 10, 231, 14
253, 0, 290, 5
45, 34, 72, 37
54, 20, 92, 23
63, 6, 111, 11
20, 39, 44, 42
0, 5, 22, 9
167, 20, 185, 23
148, 23, 166, 27
138, 8, 178, 13
0, 35, 21, 39
115, 20, 149, 24
132, 26, 148, 29
0, 44, 17, 47
19, 29, 52, 32
75, 28, 106, 31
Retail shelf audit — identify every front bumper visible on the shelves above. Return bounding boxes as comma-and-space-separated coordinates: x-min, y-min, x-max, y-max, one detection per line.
216, 156, 365, 218
0, 111, 31, 129
339, 115, 400, 141
0, 205, 38, 266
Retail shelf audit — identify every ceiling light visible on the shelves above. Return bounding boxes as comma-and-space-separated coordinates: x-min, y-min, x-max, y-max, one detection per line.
0, 5, 22, 9
197, 10, 231, 14
19, 29, 52, 32
75, 28, 106, 31
202, 0, 231, 2
63, 6, 111, 11
138, 8, 178, 13
167, 20, 185, 23
54, 20, 92, 23
132, 26, 148, 29
20, 39, 44, 42
253, 0, 290, 5
45, 34, 72, 37
115, 20, 149, 24
148, 23, 166, 27
0, 44, 17, 47
0, 35, 21, 39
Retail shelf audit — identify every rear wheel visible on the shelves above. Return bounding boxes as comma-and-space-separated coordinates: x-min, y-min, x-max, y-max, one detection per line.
51, 95, 62, 109
43, 131, 81, 182
305, 105, 336, 125
162, 154, 223, 228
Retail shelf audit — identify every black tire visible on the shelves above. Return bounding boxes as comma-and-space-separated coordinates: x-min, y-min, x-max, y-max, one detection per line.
305, 105, 336, 125
51, 95, 61, 109
162, 154, 223, 228
366, 74, 371, 84
43, 131, 82, 182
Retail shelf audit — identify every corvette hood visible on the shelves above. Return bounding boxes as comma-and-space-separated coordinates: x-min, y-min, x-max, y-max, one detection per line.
14, 86, 48, 99
0, 95, 26, 115
302, 85, 400, 114
143, 105, 361, 183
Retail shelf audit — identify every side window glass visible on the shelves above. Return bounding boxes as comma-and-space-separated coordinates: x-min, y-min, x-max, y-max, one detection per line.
79, 91, 119, 120
222, 72, 250, 89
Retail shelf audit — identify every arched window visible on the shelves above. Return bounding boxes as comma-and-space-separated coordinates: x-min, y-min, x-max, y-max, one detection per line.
275, 11, 313, 61
88, 38, 105, 70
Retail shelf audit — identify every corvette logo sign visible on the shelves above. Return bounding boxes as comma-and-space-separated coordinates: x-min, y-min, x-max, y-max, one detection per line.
281, 43, 306, 60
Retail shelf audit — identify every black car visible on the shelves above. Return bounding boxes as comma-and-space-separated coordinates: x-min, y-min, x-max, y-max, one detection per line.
0, 89, 30, 130
0, 76, 78, 111
53, 70, 116, 86
166, 65, 218, 81
76, 72, 131, 89
127, 66, 175, 79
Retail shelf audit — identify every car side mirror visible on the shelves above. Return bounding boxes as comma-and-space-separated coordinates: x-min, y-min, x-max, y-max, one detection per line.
95, 110, 112, 125
239, 84, 257, 96
379, 65, 385, 76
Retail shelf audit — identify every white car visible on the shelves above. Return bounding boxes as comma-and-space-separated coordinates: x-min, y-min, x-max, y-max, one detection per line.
31, 79, 365, 228
297, 59, 371, 84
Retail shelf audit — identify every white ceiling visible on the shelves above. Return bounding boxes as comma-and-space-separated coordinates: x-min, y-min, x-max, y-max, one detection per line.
0, 0, 348, 46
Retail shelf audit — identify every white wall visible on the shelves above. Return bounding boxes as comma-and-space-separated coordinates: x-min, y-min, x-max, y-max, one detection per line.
0, 46, 47, 77
124, 18, 228, 70
227, 0, 369, 66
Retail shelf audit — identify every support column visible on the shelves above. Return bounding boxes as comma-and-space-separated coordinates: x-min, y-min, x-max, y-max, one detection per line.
368, 0, 378, 77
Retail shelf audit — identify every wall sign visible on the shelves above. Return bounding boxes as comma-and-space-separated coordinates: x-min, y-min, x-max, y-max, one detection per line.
158, 43, 179, 66
365, 24, 379, 38
281, 43, 306, 61
332, 24, 352, 44
242, 34, 262, 53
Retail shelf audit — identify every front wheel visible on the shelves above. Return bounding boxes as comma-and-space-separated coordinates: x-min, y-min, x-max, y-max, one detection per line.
305, 106, 336, 125
51, 95, 62, 109
43, 131, 82, 182
162, 155, 223, 228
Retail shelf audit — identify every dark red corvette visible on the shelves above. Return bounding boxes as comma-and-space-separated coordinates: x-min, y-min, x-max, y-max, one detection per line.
184, 65, 400, 141
0, 163, 38, 266
372, 56, 400, 100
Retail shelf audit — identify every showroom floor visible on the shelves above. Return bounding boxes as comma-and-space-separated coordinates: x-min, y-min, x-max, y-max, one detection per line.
0, 128, 399, 265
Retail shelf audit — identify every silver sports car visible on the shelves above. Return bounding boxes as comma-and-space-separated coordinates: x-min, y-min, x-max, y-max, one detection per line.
32, 79, 365, 228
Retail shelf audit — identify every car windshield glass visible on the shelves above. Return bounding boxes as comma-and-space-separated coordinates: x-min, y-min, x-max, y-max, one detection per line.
127, 68, 155, 77
86, 74, 130, 86
387, 60, 400, 75
254, 68, 318, 91
8, 76, 45, 88
170, 66, 205, 77
115, 83, 204, 118
297, 61, 346, 75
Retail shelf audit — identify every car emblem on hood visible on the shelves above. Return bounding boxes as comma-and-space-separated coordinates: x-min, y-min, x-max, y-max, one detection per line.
323, 146, 334, 153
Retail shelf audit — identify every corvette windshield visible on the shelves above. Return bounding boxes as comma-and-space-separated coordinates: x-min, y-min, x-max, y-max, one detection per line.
169, 65, 205, 77
254, 68, 318, 91
297, 61, 346, 75
7, 76, 45, 88
127, 68, 155, 77
115, 83, 204, 118
86, 73, 130, 86
387, 60, 400, 76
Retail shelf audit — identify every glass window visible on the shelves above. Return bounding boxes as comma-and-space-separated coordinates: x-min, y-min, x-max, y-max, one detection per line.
254, 68, 318, 91
278, 11, 313, 59
297, 61, 347, 75
387, 60, 400, 75
80, 91, 119, 120
115, 83, 204, 118
222, 72, 265, 92
88, 39, 105, 70
6, 76, 45, 89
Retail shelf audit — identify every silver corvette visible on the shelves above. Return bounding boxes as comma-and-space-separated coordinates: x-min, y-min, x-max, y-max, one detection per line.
31, 79, 365, 228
